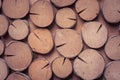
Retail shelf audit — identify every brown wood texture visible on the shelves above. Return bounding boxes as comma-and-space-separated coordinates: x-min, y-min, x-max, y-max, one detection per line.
56, 8, 76, 28
2, 0, 29, 18
28, 29, 53, 54
52, 57, 72, 78
82, 21, 108, 48
28, 59, 52, 80
0, 40, 4, 55
0, 15, 9, 36
0, 58, 8, 80
55, 29, 83, 58
73, 49, 105, 80
105, 35, 120, 60
8, 19, 29, 40
30, 0, 54, 27
75, 0, 100, 21
4, 41, 32, 71
104, 61, 120, 80
0, 0, 119, 80
51, 0, 76, 7
7, 72, 31, 80
102, 0, 120, 23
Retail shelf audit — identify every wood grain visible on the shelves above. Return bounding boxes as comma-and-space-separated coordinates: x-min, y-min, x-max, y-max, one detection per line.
0, 0, 118, 80
28, 29, 53, 54
0, 15, 9, 36
28, 59, 52, 80
75, 0, 100, 21
55, 29, 83, 58
104, 61, 120, 80
52, 57, 72, 78
5, 41, 32, 71
51, 0, 76, 7
0, 58, 8, 80
82, 21, 108, 48
8, 19, 29, 40
105, 35, 120, 60
102, 0, 120, 23
30, 0, 54, 27
73, 49, 105, 80
2, 0, 29, 18
56, 8, 76, 29
7, 72, 31, 80
0, 40, 4, 55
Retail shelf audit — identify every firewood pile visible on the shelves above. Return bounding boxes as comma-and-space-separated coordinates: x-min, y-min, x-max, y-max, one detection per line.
0, 0, 120, 80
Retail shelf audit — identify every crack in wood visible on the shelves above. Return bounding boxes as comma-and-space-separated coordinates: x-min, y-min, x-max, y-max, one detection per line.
68, 18, 76, 21
30, 13, 40, 15
118, 43, 120, 47
56, 43, 66, 48
78, 8, 87, 14
15, 0, 17, 5
5, 55, 15, 57
62, 57, 66, 65
33, 32, 42, 41
117, 10, 120, 13
78, 56, 87, 64
11, 23, 16, 29
23, 21, 28, 26
41, 63, 49, 69
96, 24, 102, 33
